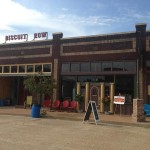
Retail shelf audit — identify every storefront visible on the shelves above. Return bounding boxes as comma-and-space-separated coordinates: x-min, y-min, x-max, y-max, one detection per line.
0, 23, 150, 112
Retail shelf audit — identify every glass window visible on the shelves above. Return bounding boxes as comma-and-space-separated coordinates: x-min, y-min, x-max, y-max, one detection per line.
3, 66, 10, 73
102, 62, 112, 71
124, 62, 136, 72
62, 63, 70, 72
81, 63, 90, 72
27, 65, 33, 72
78, 76, 95, 82
43, 64, 51, 72
35, 65, 42, 72
11, 66, 17, 73
95, 76, 105, 82
91, 62, 101, 72
71, 63, 80, 72
19, 65, 25, 73
113, 62, 123, 71
147, 61, 150, 71
0, 66, 2, 73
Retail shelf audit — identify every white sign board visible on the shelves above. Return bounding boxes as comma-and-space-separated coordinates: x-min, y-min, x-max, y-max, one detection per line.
114, 96, 125, 105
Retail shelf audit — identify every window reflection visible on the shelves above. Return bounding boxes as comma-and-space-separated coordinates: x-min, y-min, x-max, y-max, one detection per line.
0, 66, 2, 73
27, 65, 33, 72
102, 62, 111, 71
35, 65, 42, 72
81, 63, 90, 72
62, 63, 70, 72
4, 66, 10, 73
147, 61, 150, 71
19, 65, 25, 73
43, 64, 51, 72
113, 62, 123, 71
11, 66, 17, 73
71, 63, 80, 72
124, 62, 136, 71
91, 62, 101, 72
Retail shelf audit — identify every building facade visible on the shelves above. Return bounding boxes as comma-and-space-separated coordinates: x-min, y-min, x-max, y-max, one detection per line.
0, 23, 150, 112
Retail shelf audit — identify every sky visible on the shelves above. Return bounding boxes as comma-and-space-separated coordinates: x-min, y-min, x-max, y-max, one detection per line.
0, 0, 150, 43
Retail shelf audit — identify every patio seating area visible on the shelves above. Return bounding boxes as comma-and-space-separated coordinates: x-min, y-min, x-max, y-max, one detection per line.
41, 99, 77, 112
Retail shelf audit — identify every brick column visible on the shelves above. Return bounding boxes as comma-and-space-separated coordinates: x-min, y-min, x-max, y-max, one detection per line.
135, 24, 146, 99
132, 99, 145, 122
53, 59, 58, 100
52, 32, 63, 100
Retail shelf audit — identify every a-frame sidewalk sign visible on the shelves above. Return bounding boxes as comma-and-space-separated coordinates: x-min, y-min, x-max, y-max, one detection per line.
83, 101, 100, 125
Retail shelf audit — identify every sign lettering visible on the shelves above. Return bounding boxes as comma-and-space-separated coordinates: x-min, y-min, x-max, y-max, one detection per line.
114, 96, 125, 105
5, 34, 28, 42
4, 32, 48, 43
34, 32, 48, 40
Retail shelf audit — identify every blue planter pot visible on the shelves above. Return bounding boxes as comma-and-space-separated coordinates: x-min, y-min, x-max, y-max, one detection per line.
31, 104, 41, 118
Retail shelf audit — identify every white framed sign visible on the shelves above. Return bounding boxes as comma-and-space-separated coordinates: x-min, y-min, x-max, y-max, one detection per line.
114, 96, 125, 105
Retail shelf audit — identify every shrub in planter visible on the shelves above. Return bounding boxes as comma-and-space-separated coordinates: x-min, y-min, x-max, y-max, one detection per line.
24, 74, 56, 117
101, 96, 110, 113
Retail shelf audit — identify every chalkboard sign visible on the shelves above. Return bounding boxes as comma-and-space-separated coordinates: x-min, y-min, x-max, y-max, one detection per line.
83, 101, 100, 125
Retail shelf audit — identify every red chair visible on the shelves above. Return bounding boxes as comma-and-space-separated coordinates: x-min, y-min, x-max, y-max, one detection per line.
68, 101, 77, 112
52, 100, 60, 111
60, 100, 69, 111
42, 100, 51, 109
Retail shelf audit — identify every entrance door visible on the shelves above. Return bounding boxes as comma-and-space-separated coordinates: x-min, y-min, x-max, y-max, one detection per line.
90, 86, 99, 105
62, 79, 76, 100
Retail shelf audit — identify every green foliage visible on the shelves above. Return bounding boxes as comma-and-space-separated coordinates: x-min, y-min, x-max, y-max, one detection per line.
24, 75, 56, 104
75, 94, 84, 105
102, 96, 110, 107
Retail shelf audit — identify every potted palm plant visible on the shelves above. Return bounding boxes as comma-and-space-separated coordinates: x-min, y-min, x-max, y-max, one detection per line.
24, 74, 56, 118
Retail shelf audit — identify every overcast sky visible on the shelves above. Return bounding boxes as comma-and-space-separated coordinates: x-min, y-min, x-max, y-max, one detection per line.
0, 0, 150, 43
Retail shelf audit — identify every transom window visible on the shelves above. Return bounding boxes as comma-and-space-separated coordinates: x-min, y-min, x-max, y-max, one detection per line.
0, 63, 52, 74
62, 61, 136, 73
71, 63, 80, 72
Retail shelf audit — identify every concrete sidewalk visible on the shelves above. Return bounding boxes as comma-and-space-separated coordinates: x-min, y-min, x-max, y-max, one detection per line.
0, 106, 150, 127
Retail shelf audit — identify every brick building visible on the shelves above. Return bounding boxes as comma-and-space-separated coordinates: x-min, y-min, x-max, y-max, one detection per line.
0, 23, 150, 113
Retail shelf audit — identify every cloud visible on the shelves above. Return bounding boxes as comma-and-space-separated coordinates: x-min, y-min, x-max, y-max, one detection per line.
0, 0, 121, 39
0, 0, 87, 38
1, 0, 149, 43
0, 0, 44, 30
62, 8, 68, 11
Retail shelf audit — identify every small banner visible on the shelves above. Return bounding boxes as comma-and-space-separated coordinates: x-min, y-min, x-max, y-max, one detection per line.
114, 96, 125, 105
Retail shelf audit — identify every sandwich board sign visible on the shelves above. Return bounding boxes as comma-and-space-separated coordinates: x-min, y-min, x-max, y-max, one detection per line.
83, 101, 100, 125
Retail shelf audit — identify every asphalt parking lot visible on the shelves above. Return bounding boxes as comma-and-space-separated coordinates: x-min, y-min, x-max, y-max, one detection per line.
0, 115, 150, 150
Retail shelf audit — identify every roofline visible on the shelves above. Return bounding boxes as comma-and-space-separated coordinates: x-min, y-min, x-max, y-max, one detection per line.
0, 39, 52, 46
61, 31, 136, 40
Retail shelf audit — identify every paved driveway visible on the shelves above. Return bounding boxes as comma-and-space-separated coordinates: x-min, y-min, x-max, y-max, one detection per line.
0, 115, 150, 150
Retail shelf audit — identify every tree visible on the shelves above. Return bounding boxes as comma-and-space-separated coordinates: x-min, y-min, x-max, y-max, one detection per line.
24, 74, 56, 105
